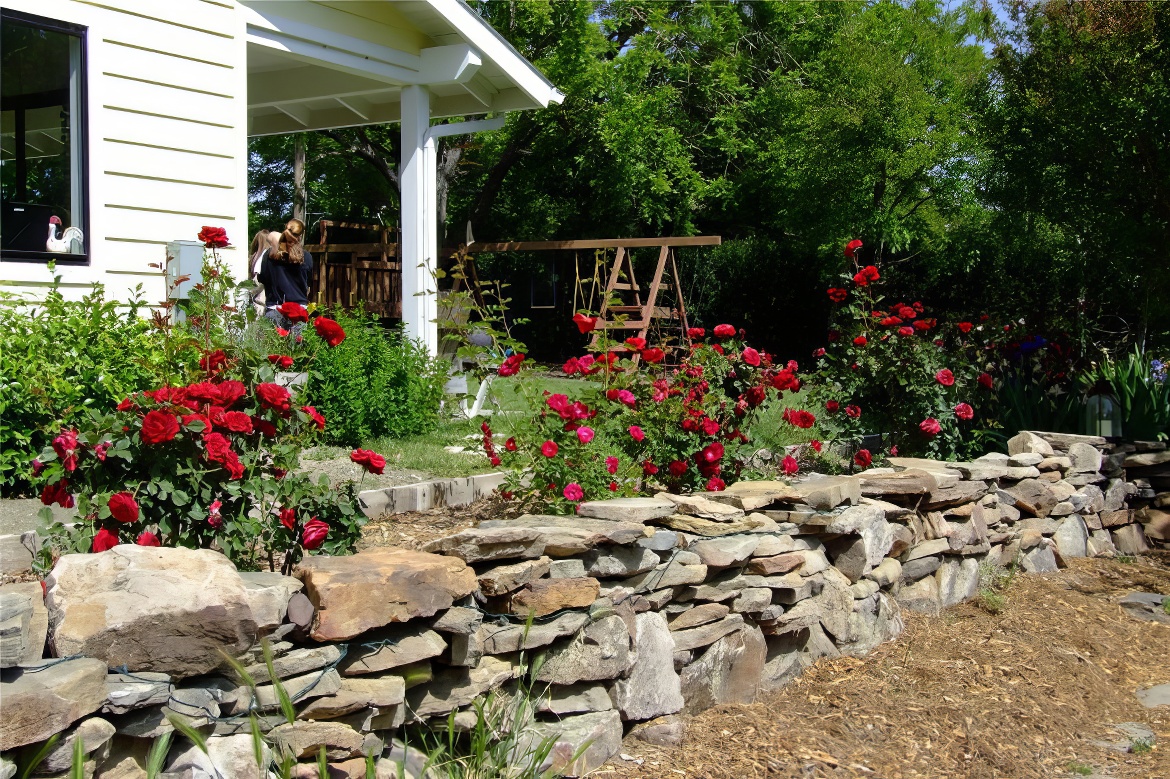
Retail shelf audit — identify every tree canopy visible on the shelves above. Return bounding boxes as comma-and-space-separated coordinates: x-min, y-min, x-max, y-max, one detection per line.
248, 0, 1170, 357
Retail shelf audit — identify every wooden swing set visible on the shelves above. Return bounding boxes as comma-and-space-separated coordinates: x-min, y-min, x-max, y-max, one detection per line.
459, 235, 721, 359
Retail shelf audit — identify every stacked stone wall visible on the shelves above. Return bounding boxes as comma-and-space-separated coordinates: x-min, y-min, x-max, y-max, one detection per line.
1, 431, 1166, 777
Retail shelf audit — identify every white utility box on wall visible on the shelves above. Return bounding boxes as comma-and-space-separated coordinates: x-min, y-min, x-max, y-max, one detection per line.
166, 240, 204, 301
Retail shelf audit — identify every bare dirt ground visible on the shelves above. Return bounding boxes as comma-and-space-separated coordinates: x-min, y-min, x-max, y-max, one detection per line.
602, 554, 1170, 779
356, 496, 515, 551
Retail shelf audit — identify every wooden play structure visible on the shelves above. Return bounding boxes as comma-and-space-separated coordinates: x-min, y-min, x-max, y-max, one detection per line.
304, 220, 401, 318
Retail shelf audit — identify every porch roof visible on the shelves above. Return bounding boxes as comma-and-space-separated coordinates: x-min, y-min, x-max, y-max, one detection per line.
243, 0, 563, 136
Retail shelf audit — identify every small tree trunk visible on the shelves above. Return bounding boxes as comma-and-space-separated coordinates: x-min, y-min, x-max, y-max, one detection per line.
293, 134, 307, 222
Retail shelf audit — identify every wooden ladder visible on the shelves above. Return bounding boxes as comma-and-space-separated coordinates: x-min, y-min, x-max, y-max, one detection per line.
588, 245, 691, 359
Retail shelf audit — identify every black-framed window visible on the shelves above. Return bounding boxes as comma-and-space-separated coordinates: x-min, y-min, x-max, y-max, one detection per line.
1, 10, 88, 263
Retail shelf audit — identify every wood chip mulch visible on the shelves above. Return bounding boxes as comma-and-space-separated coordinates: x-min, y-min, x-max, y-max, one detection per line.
603, 554, 1170, 779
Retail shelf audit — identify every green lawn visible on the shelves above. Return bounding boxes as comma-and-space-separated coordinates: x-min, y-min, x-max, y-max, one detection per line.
360, 373, 818, 480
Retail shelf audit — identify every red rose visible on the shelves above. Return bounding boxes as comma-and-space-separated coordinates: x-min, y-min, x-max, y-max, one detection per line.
914, 319, 934, 331
253, 417, 277, 437
52, 429, 79, 472
221, 411, 253, 434
642, 461, 659, 476
713, 324, 736, 338
920, 418, 941, 437
313, 316, 347, 347
185, 382, 220, 404
783, 409, 816, 429
810, 439, 823, 453
742, 347, 761, 367
852, 271, 869, 286
276, 327, 290, 337
880, 316, 903, 327
215, 381, 247, 408
699, 442, 724, 463
92, 527, 120, 552
563, 483, 584, 502
117, 397, 135, 412
854, 449, 872, 468
40, 480, 74, 508
108, 492, 139, 523
280, 508, 297, 531
629, 426, 645, 442
625, 337, 647, 351
141, 410, 179, 445
954, 402, 974, 421
497, 353, 525, 377
825, 400, 840, 413
827, 287, 848, 303
844, 239, 863, 259
956, 321, 973, 333
687, 327, 706, 339
504, 437, 518, 452
350, 448, 386, 475
896, 305, 917, 320
199, 349, 228, 373
845, 404, 862, 419
668, 460, 688, 477
706, 477, 726, 492
897, 326, 915, 337
135, 531, 161, 547
573, 313, 598, 334
641, 347, 665, 364
278, 302, 309, 323
269, 355, 294, 370
853, 336, 867, 347
541, 440, 558, 458
563, 357, 581, 375
223, 451, 245, 480
782, 455, 799, 476
302, 518, 329, 550
978, 372, 994, 389
302, 405, 326, 431
203, 432, 233, 462
256, 383, 292, 414
197, 226, 229, 249
935, 368, 955, 387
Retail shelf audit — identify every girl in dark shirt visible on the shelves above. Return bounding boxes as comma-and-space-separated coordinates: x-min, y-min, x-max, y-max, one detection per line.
259, 219, 314, 328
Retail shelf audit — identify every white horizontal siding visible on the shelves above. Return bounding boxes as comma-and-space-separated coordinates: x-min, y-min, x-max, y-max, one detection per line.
0, 0, 248, 303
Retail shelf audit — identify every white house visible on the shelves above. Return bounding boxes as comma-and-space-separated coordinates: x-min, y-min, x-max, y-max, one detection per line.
0, 0, 561, 351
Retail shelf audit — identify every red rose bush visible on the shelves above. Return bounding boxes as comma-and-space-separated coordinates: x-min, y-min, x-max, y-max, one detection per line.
32, 228, 363, 572
483, 326, 796, 512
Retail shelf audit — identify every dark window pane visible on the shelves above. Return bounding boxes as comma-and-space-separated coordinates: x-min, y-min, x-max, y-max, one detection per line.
1, 15, 86, 256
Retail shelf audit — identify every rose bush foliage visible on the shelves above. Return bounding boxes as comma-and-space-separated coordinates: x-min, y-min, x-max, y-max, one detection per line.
483, 326, 801, 512
807, 240, 1003, 459
32, 230, 364, 571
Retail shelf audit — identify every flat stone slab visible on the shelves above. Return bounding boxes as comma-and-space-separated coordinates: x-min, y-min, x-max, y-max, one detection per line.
0, 657, 108, 750
577, 497, 675, 522
1118, 592, 1170, 625
299, 548, 478, 642
478, 516, 651, 554
859, 469, 938, 498
788, 475, 861, 511
338, 625, 447, 676
710, 481, 803, 511
654, 513, 773, 537
1137, 683, 1170, 709
655, 493, 745, 521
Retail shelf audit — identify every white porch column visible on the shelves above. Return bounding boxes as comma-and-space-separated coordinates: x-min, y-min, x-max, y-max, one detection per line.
399, 85, 438, 353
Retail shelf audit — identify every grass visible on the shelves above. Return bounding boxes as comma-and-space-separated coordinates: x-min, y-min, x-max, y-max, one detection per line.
1130, 737, 1154, 755
976, 558, 1017, 615
355, 370, 815, 481
1162, 596, 1170, 616
1117, 554, 1137, 565
1066, 761, 1093, 776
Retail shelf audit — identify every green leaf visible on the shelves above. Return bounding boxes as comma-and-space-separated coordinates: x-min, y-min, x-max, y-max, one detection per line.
164, 714, 208, 755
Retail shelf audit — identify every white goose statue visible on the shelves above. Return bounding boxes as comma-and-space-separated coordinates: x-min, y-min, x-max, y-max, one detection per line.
46, 215, 84, 254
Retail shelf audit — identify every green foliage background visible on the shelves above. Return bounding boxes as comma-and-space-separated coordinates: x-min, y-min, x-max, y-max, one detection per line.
249, 0, 1170, 359
304, 310, 449, 447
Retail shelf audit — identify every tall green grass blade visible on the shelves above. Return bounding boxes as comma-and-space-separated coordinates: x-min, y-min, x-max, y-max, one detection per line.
145, 731, 174, 779
69, 737, 85, 779
18, 733, 61, 779
249, 715, 266, 773
261, 639, 298, 724
317, 745, 329, 777
165, 714, 208, 755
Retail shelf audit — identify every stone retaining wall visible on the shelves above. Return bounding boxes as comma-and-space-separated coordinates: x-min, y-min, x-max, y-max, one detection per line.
1, 431, 1166, 778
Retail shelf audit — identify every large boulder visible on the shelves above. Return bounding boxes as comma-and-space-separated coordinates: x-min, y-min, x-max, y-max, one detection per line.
609, 612, 683, 720
535, 615, 633, 685
0, 657, 107, 750
46, 546, 257, 678
238, 572, 303, 634
678, 623, 766, 714
298, 548, 477, 641
524, 711, 623, 777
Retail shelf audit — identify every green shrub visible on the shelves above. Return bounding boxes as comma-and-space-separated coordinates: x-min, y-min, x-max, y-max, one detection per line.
304, 311, 447, 447
0, 274, 196, 495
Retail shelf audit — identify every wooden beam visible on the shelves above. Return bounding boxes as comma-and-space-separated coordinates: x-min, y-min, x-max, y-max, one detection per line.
466, 236, 722, 252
